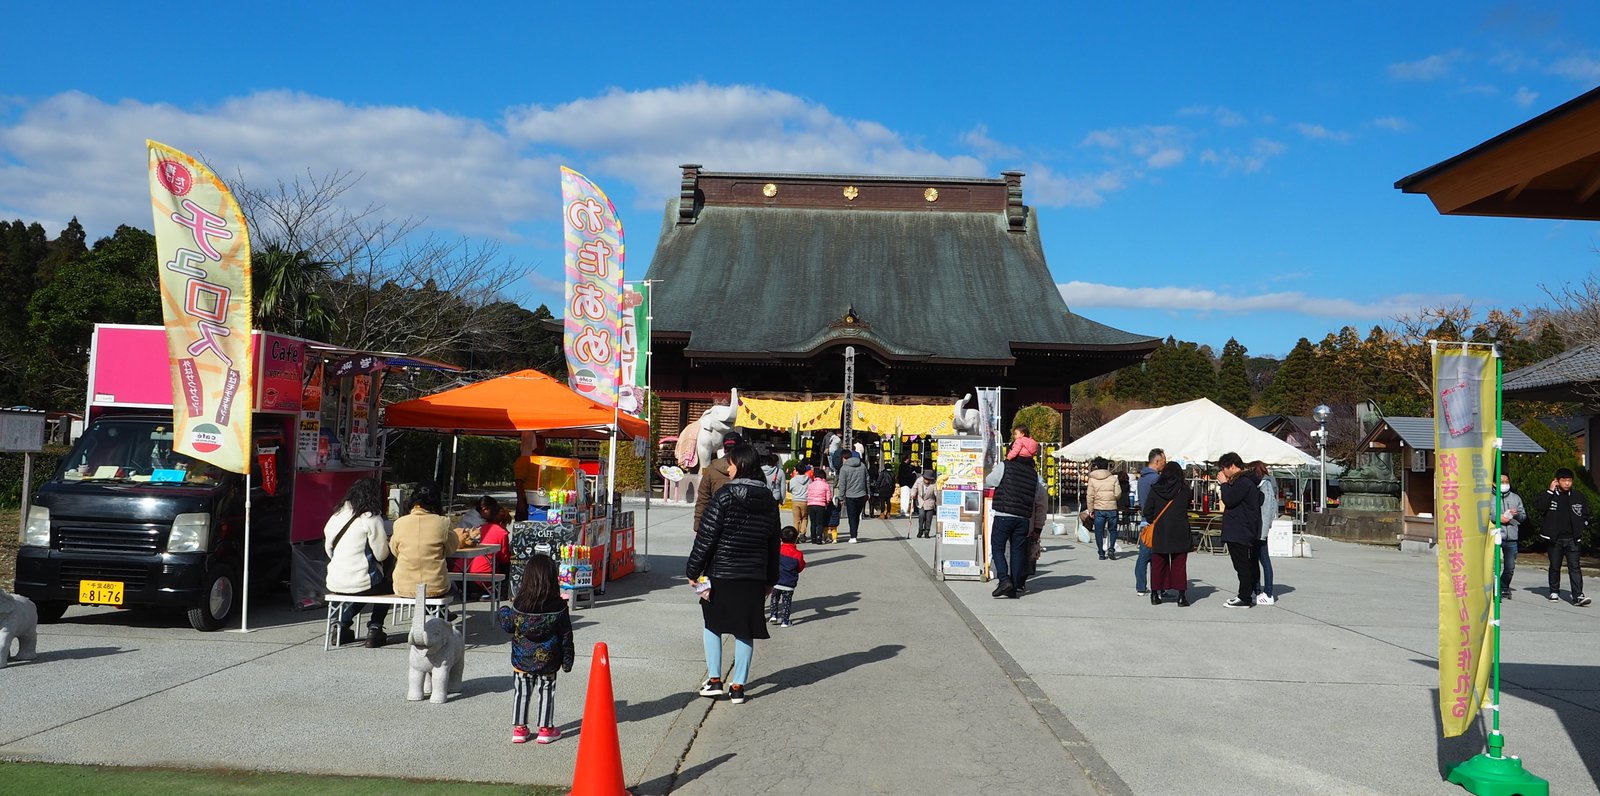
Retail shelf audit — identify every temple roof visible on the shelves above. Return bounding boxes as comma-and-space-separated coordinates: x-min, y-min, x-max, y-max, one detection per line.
644, 168, 1157, 366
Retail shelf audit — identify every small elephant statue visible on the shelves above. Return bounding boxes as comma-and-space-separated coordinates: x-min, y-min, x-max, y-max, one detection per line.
406, 584, 463, 703
0, 587, 39, 669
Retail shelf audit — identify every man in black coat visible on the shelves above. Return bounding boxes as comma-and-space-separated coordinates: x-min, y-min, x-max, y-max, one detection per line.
1216, 451, 1263, 608
1543, 467, 1591, 606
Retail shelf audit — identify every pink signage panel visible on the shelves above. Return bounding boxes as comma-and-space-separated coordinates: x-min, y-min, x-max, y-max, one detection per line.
256, 334, 305, 413
91, 326, 173, 406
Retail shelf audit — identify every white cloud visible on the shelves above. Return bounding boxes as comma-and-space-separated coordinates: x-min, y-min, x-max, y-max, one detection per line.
959, 124, 1022, 160
1081, 124, 1190, 170
1292, 122, 1351, 142
1513, 87, 1540, 108
1371, 116, 1414, 132
1547, 53, 1600, 82
1025, 164, 1126, 208
0, 90, 555, 240
1176, 105, 1247, 127
1198, 138, 1287, 174
1388, 52, 1460, 81
505, 83, 986, 206
1058, 281, 1460, 319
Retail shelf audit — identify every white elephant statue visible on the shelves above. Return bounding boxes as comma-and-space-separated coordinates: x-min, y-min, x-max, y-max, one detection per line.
0, 588, 39, 669
953, 393, 981, 435
406, 584, 463, 704
694, 403, 739, 472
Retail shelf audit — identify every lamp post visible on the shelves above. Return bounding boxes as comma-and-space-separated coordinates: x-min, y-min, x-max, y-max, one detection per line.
1313, 404, 1331, 513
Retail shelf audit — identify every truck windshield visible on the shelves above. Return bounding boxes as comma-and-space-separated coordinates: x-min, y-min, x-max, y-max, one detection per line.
53, 419, 229, 486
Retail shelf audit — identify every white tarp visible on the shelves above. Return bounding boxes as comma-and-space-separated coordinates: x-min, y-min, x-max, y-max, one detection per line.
1055, 398, 1321, 467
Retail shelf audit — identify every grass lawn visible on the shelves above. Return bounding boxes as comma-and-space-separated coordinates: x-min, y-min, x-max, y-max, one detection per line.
0, 762, 564, 795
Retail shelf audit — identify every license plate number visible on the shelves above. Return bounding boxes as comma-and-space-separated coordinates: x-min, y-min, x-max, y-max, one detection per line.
79, 579, 124, 606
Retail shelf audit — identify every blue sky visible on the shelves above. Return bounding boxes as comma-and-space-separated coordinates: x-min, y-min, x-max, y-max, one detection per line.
3, 2, 1598, 357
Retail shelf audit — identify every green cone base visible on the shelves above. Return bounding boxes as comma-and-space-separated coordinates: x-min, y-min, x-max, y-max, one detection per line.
1447, 753, 1548, 796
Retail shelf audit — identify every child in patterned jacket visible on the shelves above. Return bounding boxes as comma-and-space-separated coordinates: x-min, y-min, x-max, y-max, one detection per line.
498, 554, 574, 745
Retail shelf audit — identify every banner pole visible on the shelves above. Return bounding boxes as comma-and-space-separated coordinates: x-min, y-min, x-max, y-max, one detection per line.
1445, 342, 1546, 796
237, 471, 253, 634
640, 280, 653, 572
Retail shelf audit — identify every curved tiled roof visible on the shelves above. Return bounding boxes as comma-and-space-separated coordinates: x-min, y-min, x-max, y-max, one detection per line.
644, 200, 1157, 364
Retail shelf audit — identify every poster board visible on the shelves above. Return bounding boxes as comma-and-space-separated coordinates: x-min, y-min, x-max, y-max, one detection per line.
933, 435, 986, 580
0, 409, 46, 453
1267, 518, 1295, 558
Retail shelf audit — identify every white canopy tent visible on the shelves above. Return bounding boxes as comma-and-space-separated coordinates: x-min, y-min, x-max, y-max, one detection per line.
1055, 398, 1321, 467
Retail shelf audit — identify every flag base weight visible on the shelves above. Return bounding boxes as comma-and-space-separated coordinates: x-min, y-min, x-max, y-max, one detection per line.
1447, 753, 1547, 796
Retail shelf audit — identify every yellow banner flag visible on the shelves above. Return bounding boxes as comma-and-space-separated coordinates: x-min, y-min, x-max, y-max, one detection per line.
148, 141, 254, 473
1432, 344, 1498, 737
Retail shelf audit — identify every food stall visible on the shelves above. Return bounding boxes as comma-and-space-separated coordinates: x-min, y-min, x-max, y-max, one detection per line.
384, 369, 649, 602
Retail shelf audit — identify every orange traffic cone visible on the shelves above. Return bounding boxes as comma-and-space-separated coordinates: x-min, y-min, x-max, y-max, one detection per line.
569, 641, 628, 796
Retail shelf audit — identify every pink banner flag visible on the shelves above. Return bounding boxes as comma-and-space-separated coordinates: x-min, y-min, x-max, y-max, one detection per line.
561, 167, 624, 405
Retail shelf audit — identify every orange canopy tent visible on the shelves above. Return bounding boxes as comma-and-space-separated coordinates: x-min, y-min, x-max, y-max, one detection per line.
384, 369, 649, 439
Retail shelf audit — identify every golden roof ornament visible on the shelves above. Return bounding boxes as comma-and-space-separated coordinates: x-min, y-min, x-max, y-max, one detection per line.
762, 183, 777, 197
924, 187, 939, 202
843, 185, 859, 201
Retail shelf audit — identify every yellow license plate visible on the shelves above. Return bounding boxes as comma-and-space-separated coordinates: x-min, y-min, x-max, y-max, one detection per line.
79, 579, 124, 606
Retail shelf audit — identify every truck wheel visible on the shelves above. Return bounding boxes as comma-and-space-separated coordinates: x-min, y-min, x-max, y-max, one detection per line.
33, 600, 69, 623
188, 562, 236, 631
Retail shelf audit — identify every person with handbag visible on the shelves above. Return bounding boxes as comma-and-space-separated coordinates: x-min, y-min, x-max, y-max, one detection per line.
1142, 462, 1193, 606
323, 477, 395, 647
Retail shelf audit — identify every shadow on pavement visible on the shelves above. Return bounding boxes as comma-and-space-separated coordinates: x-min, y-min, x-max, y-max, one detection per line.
457, 674, 512, 699
790, 591, 860, 624
803, 553, 864, 567
616, 691, 698, 725
1419, 659, 1600, 786
748, 644, 905, 697
19, 645, 131, 664
1020, 575, 1093, 593
634, 751, 736, 795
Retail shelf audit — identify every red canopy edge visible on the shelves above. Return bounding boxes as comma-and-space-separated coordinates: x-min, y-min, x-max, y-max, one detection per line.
383, 369, 649, 440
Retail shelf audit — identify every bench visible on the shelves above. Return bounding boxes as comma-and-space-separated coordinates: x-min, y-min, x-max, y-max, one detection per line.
449, 571, 508, 613
324, 593, 453, 651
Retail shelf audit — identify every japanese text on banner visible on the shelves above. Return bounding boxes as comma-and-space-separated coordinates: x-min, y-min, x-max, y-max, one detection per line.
1432, 346, 1498, 738
561, 167, 624, 405
147, 140, 253, 474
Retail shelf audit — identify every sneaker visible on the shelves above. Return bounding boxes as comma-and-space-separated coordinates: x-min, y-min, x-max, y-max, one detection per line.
511, 725, 532, 744
767, 615, 779, 624
1224, 597, 1252, 608
1255, 594, 1275, 606
1501, 589, 1513, 600
1135, 589, 1150, 596
364, 628, 389, 648
536, 726, 561, 744
848, 538, 859, 544
780, 621, 791, 628
1576, 595, 1592, 607
1107, 551, 1117, 561
728, 685, 747, 704
698, 677, 725, 697
1548, 591, 1562, 602
1098, 553, 1106, 560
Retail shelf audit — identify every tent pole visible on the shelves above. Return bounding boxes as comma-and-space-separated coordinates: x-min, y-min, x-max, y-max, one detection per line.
448, 434, 459, 512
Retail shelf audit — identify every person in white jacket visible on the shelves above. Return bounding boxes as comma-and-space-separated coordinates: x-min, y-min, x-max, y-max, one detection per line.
324, 477, 394, 647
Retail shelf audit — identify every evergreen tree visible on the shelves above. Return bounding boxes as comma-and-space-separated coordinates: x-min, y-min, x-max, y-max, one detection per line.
24, 225, 161, 408
1214, 338, 1252, 416
1261, 338, 1318, 415
0, 220, 53, 405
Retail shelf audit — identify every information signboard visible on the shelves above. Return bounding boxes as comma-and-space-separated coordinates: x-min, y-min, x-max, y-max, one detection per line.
934, 435, 987, 580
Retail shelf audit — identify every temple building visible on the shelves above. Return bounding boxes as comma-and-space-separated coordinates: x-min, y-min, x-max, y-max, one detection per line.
644, 166, 1159, 438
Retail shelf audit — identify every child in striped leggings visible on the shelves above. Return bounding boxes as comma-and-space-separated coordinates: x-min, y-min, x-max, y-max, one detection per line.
497, 554, 574, 745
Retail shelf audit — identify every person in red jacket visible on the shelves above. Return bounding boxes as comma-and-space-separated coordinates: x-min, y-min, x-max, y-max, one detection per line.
768, 526, 807, 627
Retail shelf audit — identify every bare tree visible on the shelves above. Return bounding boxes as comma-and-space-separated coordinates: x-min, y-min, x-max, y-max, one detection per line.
233, 170, 523, 359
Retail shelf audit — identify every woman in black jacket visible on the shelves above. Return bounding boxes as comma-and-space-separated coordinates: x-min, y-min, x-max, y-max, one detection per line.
686, 443, 781, 705
1143, 462, 1194, 606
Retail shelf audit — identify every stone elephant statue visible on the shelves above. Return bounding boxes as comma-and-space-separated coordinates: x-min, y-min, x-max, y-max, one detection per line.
406, 584, 463, 703
0, 588, 39, 669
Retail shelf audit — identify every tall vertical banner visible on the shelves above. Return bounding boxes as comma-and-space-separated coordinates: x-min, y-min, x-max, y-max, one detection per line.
976, 387, 1001, 473
618, 283, 650, 415
561, 167, 624, 405
1432, 344, 1497, 737
147, 141, 253, 473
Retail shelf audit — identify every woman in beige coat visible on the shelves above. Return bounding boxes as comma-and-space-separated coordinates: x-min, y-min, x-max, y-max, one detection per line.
1086, 457, 1122, 560
389, 485, 459, 600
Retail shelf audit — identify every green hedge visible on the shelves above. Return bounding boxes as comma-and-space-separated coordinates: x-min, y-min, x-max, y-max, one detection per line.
383, 434, 520, 494
0, 446, 71, 508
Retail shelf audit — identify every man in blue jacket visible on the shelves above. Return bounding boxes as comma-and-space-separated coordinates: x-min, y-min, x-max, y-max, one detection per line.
1132, 448, 1165, 593
1216, 451, 1263, 608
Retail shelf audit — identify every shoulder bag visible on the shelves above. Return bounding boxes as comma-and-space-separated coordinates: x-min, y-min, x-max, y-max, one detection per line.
1139, 499, 1173, 548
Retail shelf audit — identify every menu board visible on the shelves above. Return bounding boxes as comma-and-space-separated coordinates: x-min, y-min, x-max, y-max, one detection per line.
934, 435, 986, 579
